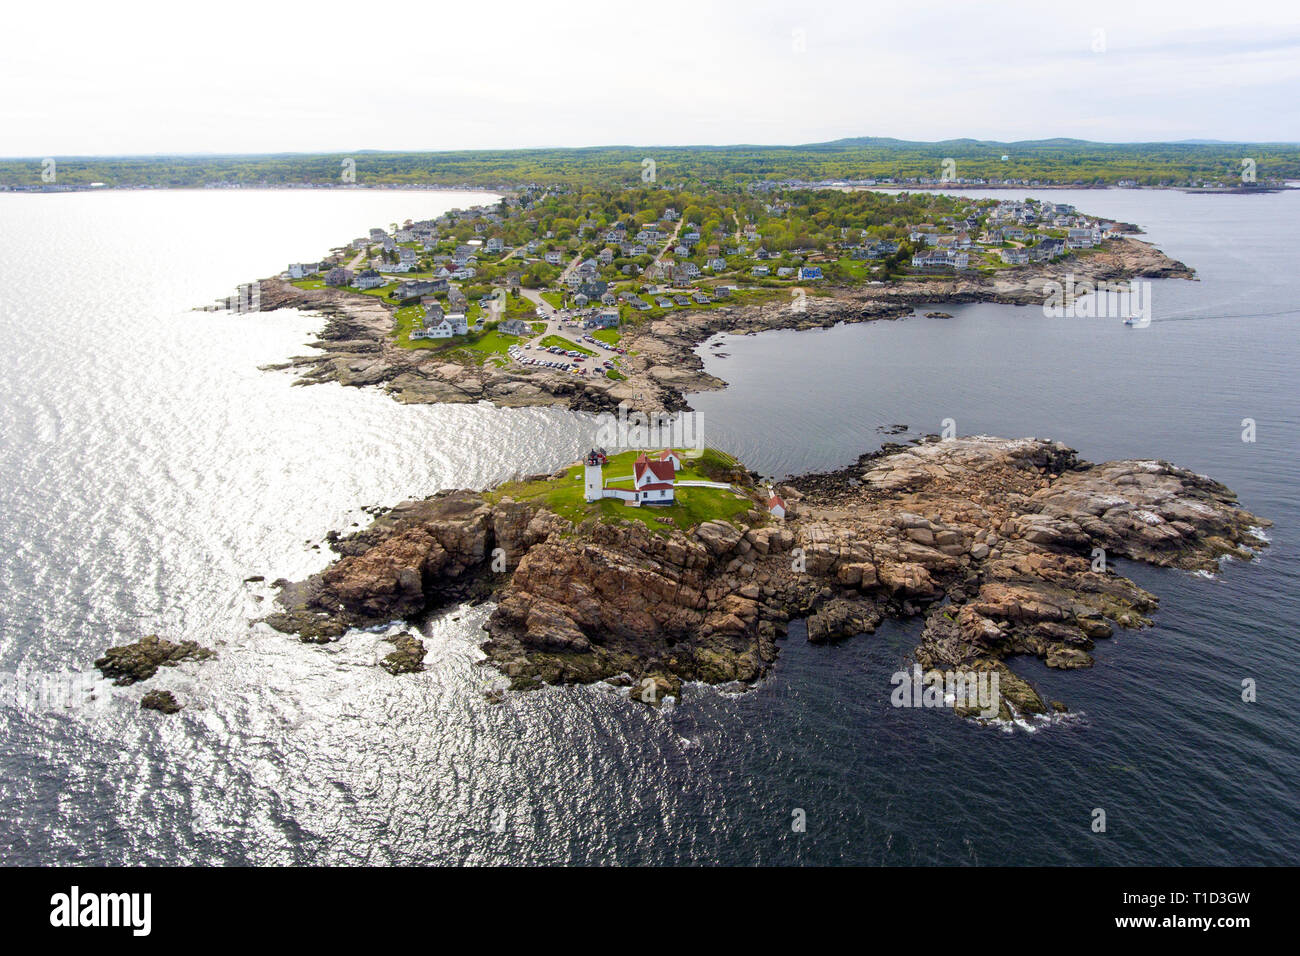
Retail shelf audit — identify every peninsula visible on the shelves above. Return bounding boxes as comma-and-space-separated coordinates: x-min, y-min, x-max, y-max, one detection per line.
265, 437, 1268, 720
248, 188, 1193, 413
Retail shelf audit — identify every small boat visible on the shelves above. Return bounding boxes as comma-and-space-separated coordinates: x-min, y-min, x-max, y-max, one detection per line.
1122, 316, 1137, 326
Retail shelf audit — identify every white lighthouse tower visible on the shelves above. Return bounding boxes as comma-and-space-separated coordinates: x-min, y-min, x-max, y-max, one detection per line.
583, 450, 604, 502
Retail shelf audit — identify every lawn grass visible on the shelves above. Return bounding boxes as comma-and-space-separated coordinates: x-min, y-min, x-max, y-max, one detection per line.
451, 329, 517, 361
486, 447, 758, 536
591, 327, 622, 345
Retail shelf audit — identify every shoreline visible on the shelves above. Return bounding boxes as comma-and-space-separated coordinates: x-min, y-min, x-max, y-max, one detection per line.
251, 236, 1194, 415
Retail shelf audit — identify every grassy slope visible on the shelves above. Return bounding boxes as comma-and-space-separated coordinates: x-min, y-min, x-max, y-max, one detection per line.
487, 448, 757, 535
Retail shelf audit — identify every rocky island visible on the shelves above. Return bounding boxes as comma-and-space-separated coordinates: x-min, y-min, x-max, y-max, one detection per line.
264, 438, 1267, 720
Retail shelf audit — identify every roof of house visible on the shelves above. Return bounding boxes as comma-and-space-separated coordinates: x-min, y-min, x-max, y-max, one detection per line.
634, 455, 676, 485
768, 494, 786, 510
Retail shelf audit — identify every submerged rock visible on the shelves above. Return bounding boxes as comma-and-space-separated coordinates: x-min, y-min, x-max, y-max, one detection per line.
140, 689, 181, 714
94, 635, 214, 686
380, 632, 426, 675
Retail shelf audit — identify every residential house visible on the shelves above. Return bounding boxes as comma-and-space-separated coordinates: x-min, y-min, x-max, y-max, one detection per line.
910, 250, 970, 271
396, 279, 447, 299
353, 269, 385, 290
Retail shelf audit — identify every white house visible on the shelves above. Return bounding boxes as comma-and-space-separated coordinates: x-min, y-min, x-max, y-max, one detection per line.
767, 494, 787, 519
417, 318, 455, 339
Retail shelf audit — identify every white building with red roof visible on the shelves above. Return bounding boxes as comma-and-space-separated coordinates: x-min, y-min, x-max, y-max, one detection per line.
767, 494, 787, 519
655, 449, 684, 471
632, 454, 676, 504
582, 450, 676, 506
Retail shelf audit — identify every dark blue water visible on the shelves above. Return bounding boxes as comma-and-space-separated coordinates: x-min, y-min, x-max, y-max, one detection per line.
0, 187, 1296, 865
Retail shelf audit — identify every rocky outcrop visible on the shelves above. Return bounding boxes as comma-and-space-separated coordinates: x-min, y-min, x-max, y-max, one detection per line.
94, 635, 214, 686
266, 437, 1267, 716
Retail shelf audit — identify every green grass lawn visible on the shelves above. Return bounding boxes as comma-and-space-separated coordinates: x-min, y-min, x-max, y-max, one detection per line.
541, 291, 566, 309
355, 282, 401, 299
540, 335, 594, 355
392, 304, 442, 349
290, 278, 328, 291
591, 327, 622, 345
451, 329, 517, 362
605, 369, 626, 381
486, 448, 757, 536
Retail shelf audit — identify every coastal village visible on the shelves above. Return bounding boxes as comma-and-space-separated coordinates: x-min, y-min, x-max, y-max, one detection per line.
277, 188, 1128, 381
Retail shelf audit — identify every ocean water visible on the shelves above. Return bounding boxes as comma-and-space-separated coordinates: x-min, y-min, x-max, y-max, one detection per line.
0, 187, 1296, 865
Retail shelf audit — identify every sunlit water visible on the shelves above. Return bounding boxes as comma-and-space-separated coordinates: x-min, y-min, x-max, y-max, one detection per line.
0, 188, 1296, 865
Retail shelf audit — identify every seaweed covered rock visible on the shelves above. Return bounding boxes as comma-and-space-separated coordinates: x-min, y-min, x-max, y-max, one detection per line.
94, 635, 214, 686
140, 689, 182, 714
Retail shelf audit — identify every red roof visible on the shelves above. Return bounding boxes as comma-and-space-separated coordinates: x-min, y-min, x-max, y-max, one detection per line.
635, 458, 676, 485
638, 482, 675, 491
768, 494, 786, 510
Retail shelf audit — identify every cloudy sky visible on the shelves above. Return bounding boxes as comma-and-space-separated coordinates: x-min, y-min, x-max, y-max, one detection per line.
3, 0, 1298, 156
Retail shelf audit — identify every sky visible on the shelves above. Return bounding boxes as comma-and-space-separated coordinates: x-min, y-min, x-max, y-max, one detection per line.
3, 0, 1299, 156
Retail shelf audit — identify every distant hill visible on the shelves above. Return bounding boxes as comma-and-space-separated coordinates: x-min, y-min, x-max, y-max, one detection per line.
3, 138, 1297, 189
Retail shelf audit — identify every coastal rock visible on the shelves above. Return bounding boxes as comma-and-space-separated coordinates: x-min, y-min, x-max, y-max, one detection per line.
380, 632, 426, 675
140, 689, 182, 714
94, 635, 214, 686
806, 598, 882, 644
694, 520, 744, 556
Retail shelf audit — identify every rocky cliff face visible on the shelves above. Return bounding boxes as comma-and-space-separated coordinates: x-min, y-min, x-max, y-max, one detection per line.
266, 436, 1266, 719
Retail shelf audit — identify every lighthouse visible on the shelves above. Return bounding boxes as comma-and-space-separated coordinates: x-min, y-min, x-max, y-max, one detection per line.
583, 450, 604, 502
